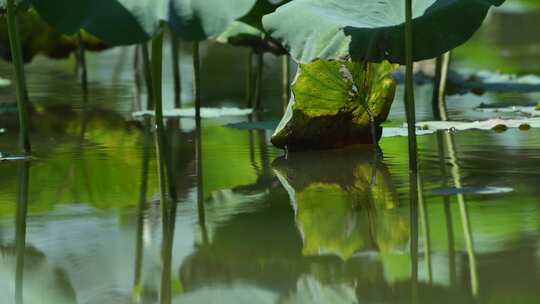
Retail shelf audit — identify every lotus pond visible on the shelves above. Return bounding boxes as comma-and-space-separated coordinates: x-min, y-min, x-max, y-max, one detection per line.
1, 2, 540, 304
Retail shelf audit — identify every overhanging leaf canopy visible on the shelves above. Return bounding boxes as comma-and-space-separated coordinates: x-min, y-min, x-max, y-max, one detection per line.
29, 0, 257, 45
262, 0, 505, 64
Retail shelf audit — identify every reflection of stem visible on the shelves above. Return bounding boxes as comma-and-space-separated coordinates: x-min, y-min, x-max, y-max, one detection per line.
142, 43, 154, 111
6, 0, 31, 154
254, 52, 264, 110
77, 31, 88, 93
417, 174, 432, 284
437, 81, 478, 296
282, 55, 290, 112
246, 50, 254, 108
445, 132, 478, 296
133, 118, 151, 303
196, 119, 208, 245
15, 161, 30, 304
432, 52, 451, 121
409, 170, 419, 304
193, 42, 201, 121
160, 188, 178, 304
171, 33, 181, 108
437, 132, 456, 286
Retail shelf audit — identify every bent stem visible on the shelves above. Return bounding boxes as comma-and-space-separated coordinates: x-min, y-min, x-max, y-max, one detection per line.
6, 0, 31, 154
193, 42, 201, 121
171, 33, 181, 108
77, 31, 88, 92
142, 43, 154, 110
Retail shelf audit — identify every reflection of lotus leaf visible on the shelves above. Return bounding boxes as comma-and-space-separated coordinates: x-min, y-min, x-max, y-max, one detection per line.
273, 149, 408, 260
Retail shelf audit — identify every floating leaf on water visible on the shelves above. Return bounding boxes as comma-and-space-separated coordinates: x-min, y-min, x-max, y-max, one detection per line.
382, 127, 436, 138
431, 186, 514, 196
225, 120, 279, 130
132, 107, 253, 118
263, 0, 504, 64
0, 77, 10, 87
415, 118, 540, 131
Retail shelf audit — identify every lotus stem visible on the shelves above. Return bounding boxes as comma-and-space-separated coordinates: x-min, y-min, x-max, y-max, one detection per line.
405, 0, 420, 300
404, 0, 417, 170
142, 42, 154, 110
6, 0, 31, 154
193, 42, 201, 121
246, 49, 254, 108
133, 45, 142, 112
432, 52, 451, 120
171, 33, 181, 108
15, 161, 29, 304
282, 55, 291, 112
77, 31, 88, 92
254, 52, 264, 110
151, 31, 177, 203
361, 61, 379, 152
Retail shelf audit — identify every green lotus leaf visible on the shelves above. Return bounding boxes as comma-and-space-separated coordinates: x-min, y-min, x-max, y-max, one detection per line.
0, 10, 109, 62
271, 59, 398, 151
30, 0, 257, 45
262, 0, 505, 64
239, 0, 290, 30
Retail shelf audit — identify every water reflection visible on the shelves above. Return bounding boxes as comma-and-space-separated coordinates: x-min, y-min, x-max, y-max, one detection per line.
273, 149, 405, 260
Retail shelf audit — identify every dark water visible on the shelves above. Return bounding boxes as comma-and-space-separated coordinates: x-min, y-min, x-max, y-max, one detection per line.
1, 5, 540, 304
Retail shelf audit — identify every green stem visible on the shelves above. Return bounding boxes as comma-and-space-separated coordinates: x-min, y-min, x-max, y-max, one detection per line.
6, 0, 31, 154
152, 32, 177, 203
404, 0, 417, 171
133, 45, 143, 112
254, 52, 264, 110
246, 50, 254, 108
171, 33, 181, 108
282, 55, 290, 112
432, 52, 451, 120
193, 42, 201, 121
77, 31, 88, 92
142, 43, 154, 110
